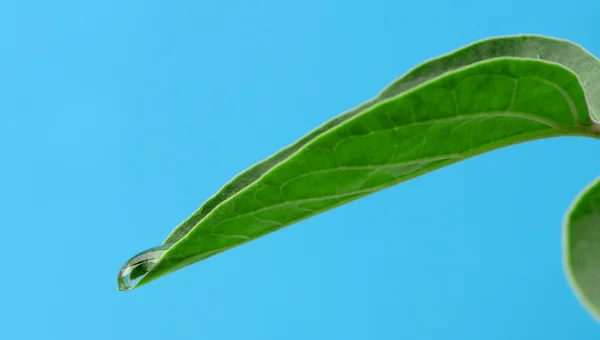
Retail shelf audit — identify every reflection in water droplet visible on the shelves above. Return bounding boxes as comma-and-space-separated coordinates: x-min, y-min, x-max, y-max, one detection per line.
117, 244, 173, 291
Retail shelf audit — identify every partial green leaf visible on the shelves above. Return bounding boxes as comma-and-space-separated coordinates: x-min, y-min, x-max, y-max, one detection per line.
118, 34, 600, 308
565, 176, 600, 321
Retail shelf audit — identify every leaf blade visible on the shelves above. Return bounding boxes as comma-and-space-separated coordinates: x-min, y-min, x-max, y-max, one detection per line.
118, 35, 600, 292
565, 176, 600, 321
162, 34, 600, 246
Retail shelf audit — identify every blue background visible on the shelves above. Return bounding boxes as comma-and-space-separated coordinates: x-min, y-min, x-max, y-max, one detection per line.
1, 0, 599, 339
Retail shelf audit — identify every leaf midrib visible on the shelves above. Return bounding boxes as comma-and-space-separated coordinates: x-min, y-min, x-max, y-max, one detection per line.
166, 75, 588, 247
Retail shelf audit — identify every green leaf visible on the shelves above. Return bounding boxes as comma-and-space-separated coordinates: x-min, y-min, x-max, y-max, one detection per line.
118, 34, 600, 319
565, 176, 600, 320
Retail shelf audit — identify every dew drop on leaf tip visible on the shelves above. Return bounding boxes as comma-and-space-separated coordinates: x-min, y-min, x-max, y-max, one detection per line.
117, 244, 173, 291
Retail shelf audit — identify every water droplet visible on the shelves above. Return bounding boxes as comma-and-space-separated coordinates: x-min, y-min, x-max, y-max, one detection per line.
117, 244, 173, 291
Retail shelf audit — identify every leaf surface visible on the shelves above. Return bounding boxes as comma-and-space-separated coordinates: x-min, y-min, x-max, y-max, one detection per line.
565, 176, 600, 320
118, 35, 600, 303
